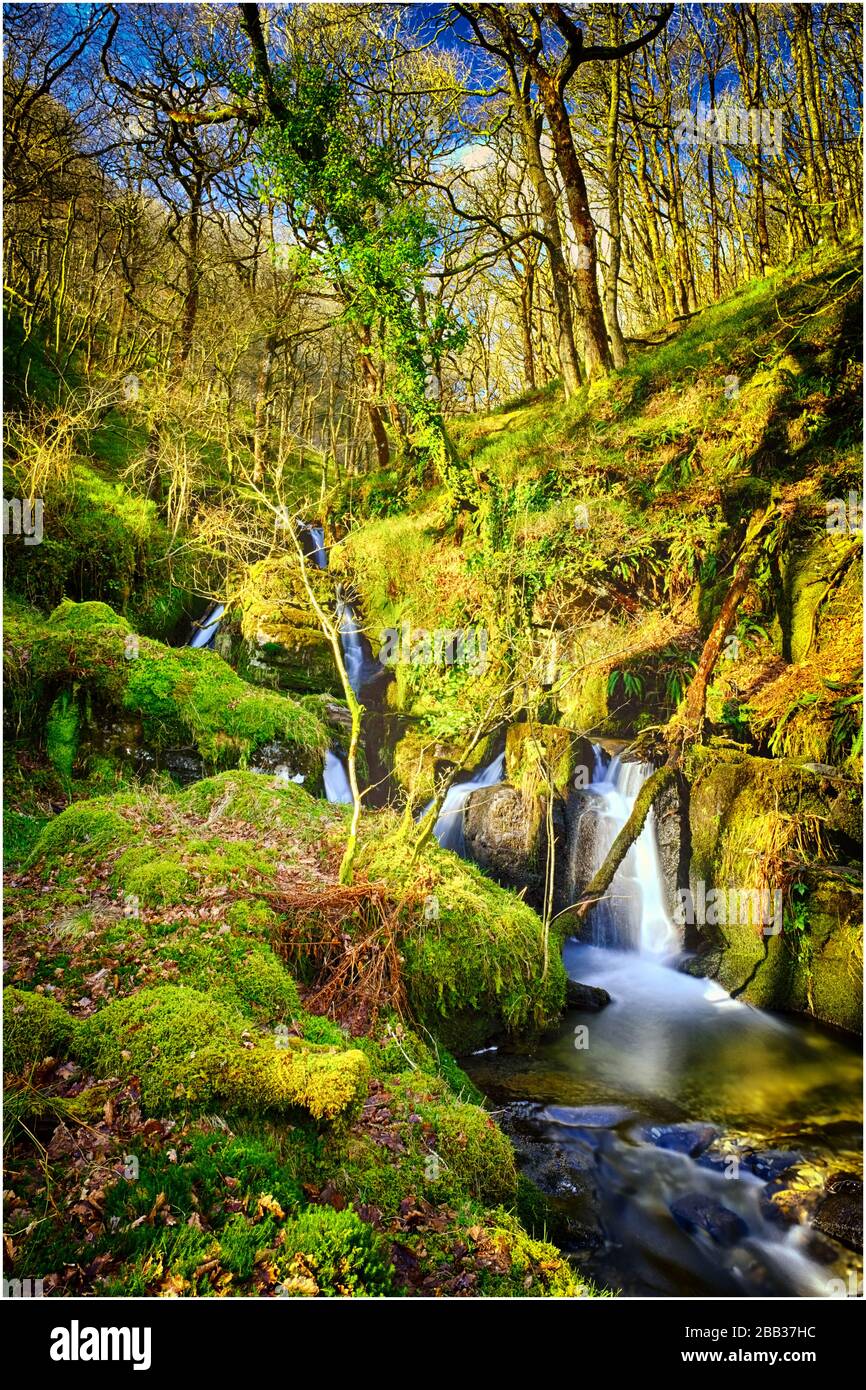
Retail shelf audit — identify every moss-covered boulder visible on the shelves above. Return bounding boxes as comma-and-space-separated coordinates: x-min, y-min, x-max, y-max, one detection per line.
78, 986, 369, 1119
5, 600, 330, 785
238, 556, 336, 694
684, 747, 863, 1032
463, 782, 564, 912
3, 988, 82, 1072
363, 832, 566, 1052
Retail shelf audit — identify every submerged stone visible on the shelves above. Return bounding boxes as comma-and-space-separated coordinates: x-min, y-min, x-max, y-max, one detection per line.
644, 1123, 719, 1157
565, 979, 611, 1011
669, 1193, 748, 1246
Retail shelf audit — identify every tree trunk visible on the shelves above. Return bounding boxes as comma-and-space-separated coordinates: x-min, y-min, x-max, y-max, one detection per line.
516, 99, 583, 396
543, 82, 612, 380
603, 22, 628, 369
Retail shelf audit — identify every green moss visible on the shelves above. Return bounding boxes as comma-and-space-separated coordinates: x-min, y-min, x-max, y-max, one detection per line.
46, 599, 132, 635
45, 688, 80, 786
318, 1076, 515, 1212
3, 988, 81, 1072
6, 601, 331, 784
685, 748, 862, 1031
363, 832, 566, 1051
177, 771, 336, 838
277, 1205, 395, 1296
77, 986, 369, 1120
28, 799, 132, 869
117, 854, 192, 906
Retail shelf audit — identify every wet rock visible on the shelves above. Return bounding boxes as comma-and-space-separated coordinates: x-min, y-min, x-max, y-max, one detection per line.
463, 783, 565, 910
670, 1193, 748, 1247
743, 1149, 803, 1182
542, 1105, 635, 1129
162, 748, 205, 786
645, 1123, 719, 1158
813, 1172, 863, 1252
654, 774, 689, 933
565, 979, 611, 1011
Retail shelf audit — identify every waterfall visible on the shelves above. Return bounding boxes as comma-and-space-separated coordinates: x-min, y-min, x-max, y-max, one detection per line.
567, 746, 678, 956
305, 524, 328, 570
187, 602, 225, 649
427, 752, 505, 855
323, 749, 353, 804
337, 596, 367, 697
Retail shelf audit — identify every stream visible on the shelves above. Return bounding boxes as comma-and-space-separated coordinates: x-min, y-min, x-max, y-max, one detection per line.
459, 746, 862, 1297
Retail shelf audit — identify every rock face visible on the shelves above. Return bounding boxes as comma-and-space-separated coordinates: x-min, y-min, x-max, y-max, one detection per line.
682, 747, 863, 1035
813, 1172, 863, 1252
463, 783, 565, 912
654, 774, 690, 923
238, 556, 336, 694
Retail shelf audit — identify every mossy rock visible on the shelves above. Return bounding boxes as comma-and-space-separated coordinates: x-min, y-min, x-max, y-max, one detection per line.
28, 799, 133, 869
47, 599, 132, 635
317, 1070, 518, 1212
362, 832, 566, 1051
392, 727, 494, 800
78, 986, 369, 1119
238, 557, 336, 695
685, 748, 863, 1031
177, 770, 337, 838
3, 988, 81, 1072
7, 601, 330, 784
505, 722, 594, 798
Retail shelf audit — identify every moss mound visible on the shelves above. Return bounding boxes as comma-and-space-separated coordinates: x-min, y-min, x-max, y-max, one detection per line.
3, 988, 82, 1072
364, 831, 566, 1052
5, 600, 330, 784
77, 986, 369, 1120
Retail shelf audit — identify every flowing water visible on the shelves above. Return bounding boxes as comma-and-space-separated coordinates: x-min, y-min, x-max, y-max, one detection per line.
323, 748, 353, 804
187, 601, 225, 649
565, 748, 679, 955
463, 745, 862, 1298
427, 751, 506, 854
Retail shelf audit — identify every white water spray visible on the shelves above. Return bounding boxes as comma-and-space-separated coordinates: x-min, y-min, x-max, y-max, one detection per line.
428, 752, 506, 854
573, 746, 680, 956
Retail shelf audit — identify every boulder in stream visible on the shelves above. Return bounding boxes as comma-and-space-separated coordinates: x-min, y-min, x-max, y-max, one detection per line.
565, 979, 611, 1011
812, 1171, 863, 1252
670, 1193, 748, 1247
463, 782, 564, 911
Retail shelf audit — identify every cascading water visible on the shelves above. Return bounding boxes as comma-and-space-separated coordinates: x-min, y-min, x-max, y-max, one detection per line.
187, 601, 225, 649
323, 748, 353, 804
567, 746, 679, 956
299, 523, 375, 800
304, 524, 328, 570
336, 594, 367, 698
427, 752, 506, 855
